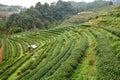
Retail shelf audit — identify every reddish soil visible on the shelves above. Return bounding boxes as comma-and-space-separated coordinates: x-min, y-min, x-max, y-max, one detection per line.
0, 47, 2, 62
86, 54, 95, 67
89, 60, 95, 67
86, 53, 93, 59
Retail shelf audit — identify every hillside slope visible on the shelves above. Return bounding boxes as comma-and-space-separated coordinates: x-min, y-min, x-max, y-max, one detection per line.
59, 5, 120, 28
89, 5, 120, 28
0, 5, 120, 80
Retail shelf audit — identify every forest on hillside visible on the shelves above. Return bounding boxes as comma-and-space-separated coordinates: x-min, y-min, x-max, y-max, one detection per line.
0, 0, 115, 35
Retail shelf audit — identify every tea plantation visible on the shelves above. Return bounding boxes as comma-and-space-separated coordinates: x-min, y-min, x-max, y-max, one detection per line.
0, 25, 120, 80
0, 4, 120, 80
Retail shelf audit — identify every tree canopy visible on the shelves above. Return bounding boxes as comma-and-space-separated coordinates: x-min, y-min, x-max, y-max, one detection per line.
5, 0, 76, 32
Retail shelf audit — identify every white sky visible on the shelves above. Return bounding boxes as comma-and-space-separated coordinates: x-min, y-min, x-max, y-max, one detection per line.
0, 0, 95, 8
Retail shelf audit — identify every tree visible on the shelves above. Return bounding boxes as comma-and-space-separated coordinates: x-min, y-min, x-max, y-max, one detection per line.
5, 0, 77, 33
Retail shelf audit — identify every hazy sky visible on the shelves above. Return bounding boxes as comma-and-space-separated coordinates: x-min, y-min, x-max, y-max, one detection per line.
0, 0, 95, 8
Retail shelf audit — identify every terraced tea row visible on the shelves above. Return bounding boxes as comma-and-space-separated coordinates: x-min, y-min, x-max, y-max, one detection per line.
89, 28, 120, 80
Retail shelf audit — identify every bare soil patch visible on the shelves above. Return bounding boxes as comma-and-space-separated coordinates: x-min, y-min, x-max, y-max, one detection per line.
86, 53, 93, 59
89, 60, 95, 67
86, 54, 95, 67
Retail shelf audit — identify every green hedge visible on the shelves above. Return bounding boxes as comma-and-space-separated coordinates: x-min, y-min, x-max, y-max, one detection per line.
101, 27, 120, 37
46, 34, 88, 80
89, 29, 120, 80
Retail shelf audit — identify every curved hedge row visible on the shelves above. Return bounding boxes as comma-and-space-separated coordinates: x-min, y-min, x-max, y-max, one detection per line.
101, 27, 120, 37
89, 29, 120, 80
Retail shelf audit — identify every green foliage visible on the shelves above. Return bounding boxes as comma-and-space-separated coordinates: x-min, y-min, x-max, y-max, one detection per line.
89, 6, 120, 28
101, 27, 120, 37
0, 2, 120, 80
89, 29, 120, 80
1, 0, 117, 34
71, 0, 113, 12
0, 25, 120, 80
47, 34, 88, 80
0, 39, 2, 48
0, 21, 6, 34
5, 0, 77, 33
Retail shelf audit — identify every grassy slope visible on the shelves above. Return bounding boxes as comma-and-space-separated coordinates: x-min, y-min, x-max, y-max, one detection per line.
59, 5, 120, 28
88, 5, 120, 28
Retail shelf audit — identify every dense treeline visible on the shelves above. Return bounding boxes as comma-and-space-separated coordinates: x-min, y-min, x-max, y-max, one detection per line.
5, 0, 76, 33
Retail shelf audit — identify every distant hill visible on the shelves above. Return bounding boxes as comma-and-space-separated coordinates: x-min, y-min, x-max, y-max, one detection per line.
70, 1, 87, 7
0, 3, 27, 17
70, 0, 113, 12
112, 0, 120, 4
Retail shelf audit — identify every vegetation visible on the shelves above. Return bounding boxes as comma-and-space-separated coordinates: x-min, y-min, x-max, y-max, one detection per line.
89, 28, 120, 80
71, 0, 113, 12
0, 24, 119, 80
0, 0, 114, 34
5, 0, 77, 32
0, 1, 120, 80
89, 5, 120, 28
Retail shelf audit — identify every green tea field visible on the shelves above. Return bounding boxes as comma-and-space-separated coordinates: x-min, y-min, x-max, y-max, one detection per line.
0, 25, 120, 80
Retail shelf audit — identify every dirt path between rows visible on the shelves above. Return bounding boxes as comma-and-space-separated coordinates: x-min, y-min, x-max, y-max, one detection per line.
86, 53, 95, 67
